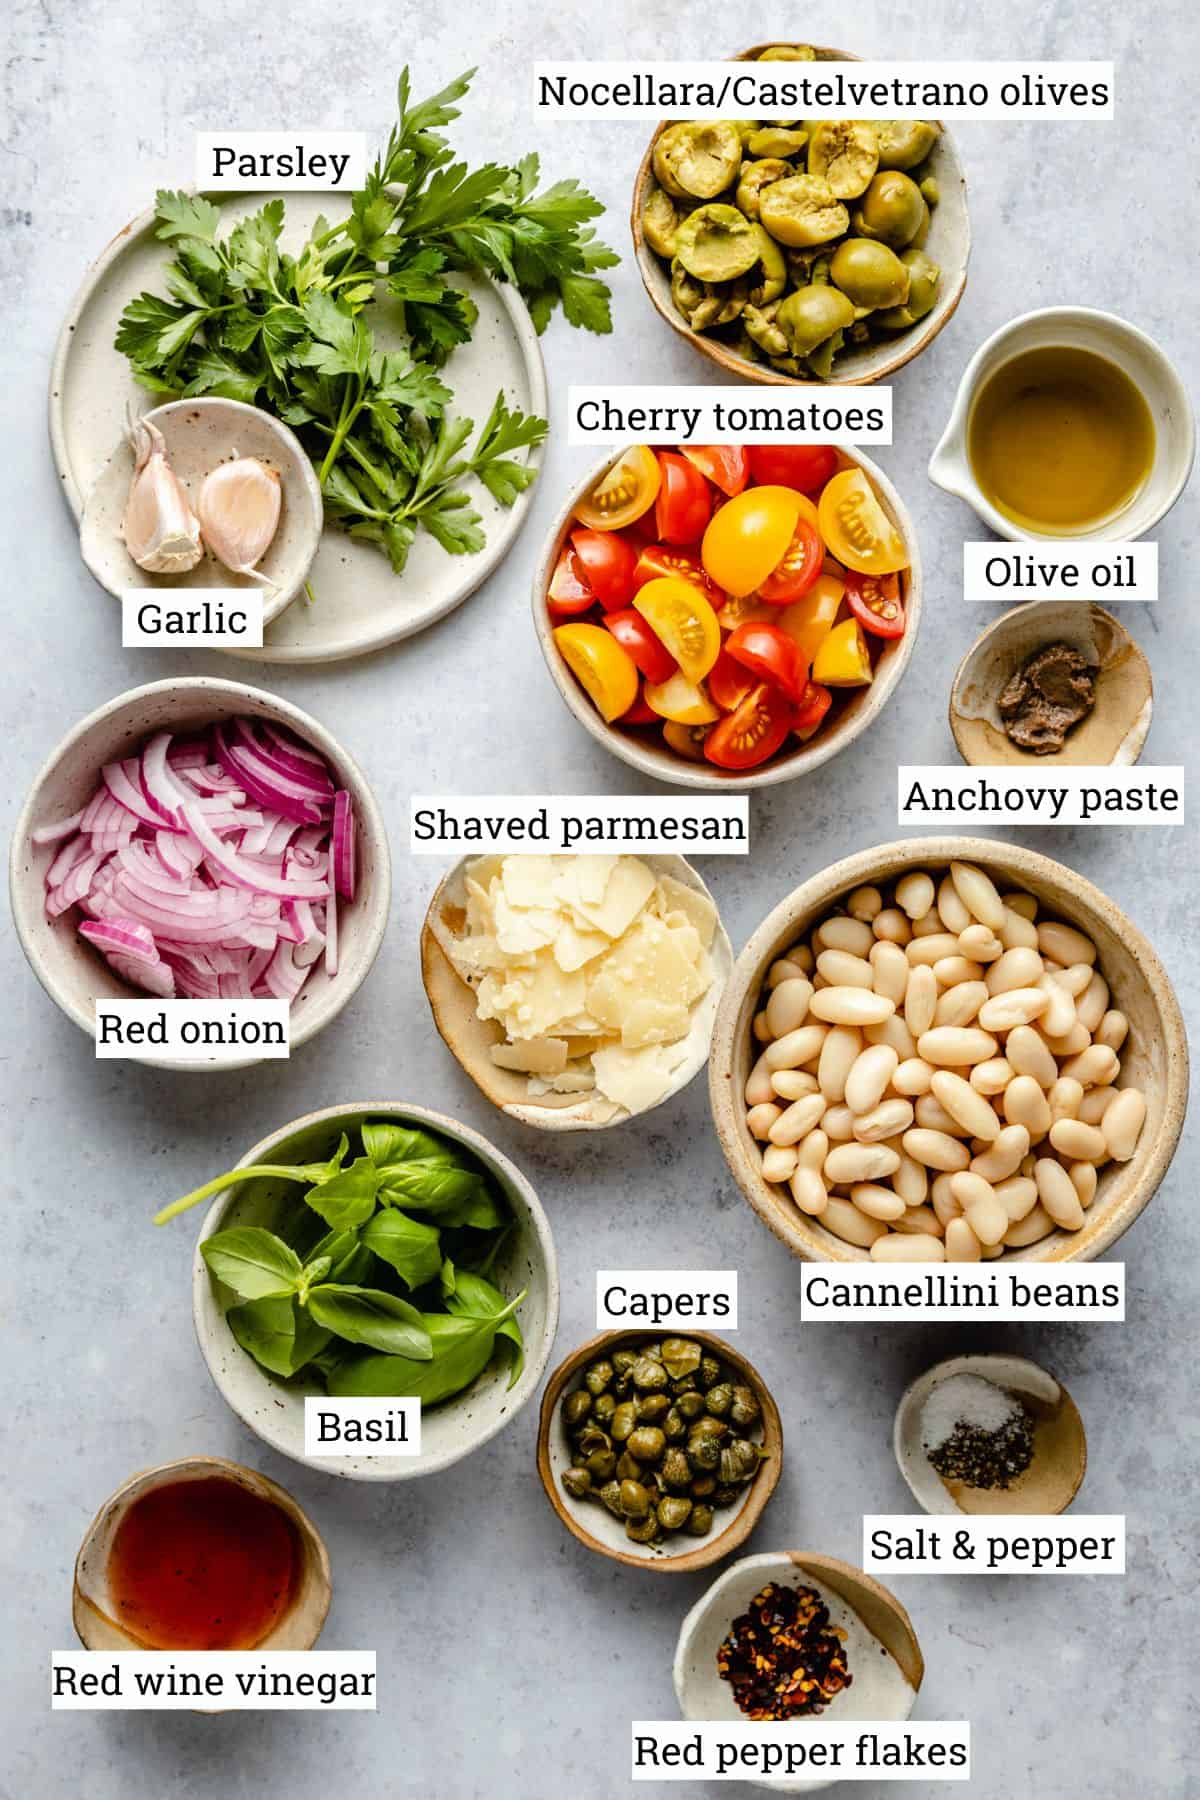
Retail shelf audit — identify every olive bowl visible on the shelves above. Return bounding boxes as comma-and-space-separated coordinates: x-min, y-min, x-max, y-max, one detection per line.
631, 44, 970, 388
532, 445, 922, 792
536, 1329, 782, 1573
709, 836, 1188, 1264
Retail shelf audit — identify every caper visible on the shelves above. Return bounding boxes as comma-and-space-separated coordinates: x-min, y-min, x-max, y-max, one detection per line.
671, 1372, 698, 1394
690, 1474, 717, 1499
563, 1389, 592, 1428
570, 1450, 588, 1469
625, 1514, 660, 1544
611, 1402, 637, 1443
660, 1337, 703, 1381
615, 1450, 644, 1483
583, 1359, 613, 1396
628, 1425, 667, 1464
575, 1423, 610, 1457
561, 1467, 592, 1500
657, 1496, 693, 1531
585, 1448, 617, 1483
714, 1483, 740, 1508
689, 1416, 727, 1443
729, 1385, 762, 1430
705, 1382, 733, 1418
635, 1392, 669, 1423
659, 1448, 693, 1492
593, 1392, 616, 1426
619, 1479, 651, 1519
632, 1357, 668, 1392
643, 1342, 664, 1361
698, 1356, 722, 1391
663, 1406, 686, 1443
613, 1373, 633, 1399
677, 1391, 706, 1421
687, 1436, 721, 1474
599, 1479, 623, 1518
686, 1503, 715, 1536
612, 1349, 637, 1376
719, 1439, 763, 1485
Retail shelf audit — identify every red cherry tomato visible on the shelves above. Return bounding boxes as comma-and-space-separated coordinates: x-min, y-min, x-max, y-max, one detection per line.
706, 648, 757, 714
547, 548, 595, 618
747, 445, 839, 494
792, 681, 834, 740
680, 446, 750, 496
569, 528, 638, 611
604, 609, 678, 685
703, 683, 792, 770
655, 452, 712, 546
619, 688, 659, 725
758, 515, 824, 604
632, 545, 725, 608
725, 622, 806, 702
844, 570, 907, 639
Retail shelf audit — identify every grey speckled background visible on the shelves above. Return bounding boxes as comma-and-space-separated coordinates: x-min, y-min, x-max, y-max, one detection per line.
1, 2, 1197, 1797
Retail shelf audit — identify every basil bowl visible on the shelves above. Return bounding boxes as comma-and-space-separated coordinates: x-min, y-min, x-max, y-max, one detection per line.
191, 1102, 559, 1481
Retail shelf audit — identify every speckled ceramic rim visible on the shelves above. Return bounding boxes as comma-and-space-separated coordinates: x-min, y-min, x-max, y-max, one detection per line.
531, 445, 923, 790
193, 1102, 560, 1483
709, 835, 1189, 1263
536, 1328, 782, 1572
630, 44, 970, 389
9, 676, 391, 1070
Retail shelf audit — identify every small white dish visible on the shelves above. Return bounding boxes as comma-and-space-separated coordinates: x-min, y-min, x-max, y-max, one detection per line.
929, 306, 1195, 542
193, 1103, 559, 1482
80, 397, 323, 629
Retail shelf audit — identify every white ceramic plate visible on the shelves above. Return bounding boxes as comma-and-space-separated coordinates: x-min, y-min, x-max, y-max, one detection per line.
50, 194, 547, 663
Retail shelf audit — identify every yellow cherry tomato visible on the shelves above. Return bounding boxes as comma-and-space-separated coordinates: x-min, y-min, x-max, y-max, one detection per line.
554, 622, 639, 721
816, 468, 908, 575
662, 722, 711, 761
701, 485, 803, 597
645, 672, 721, 725
812, 617, 874, 686
716, 595, 777, 632
573, 445, 661, 531
777, 573, 845, 665
633, 576, 721, 684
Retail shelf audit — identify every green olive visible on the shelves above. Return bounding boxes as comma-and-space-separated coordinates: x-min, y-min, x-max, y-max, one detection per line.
742, 303, 788, 358
583, 1359, 613, 1397
729, 119, 761, 146
920, 176, 940, 206
675, 203, 763, 282
657, 1496, 693, 1532
686, 1503, 715, 1536
677, 1391, 706, 1421
660, 1337, 703, 1380
874, 119, 940, 170
598, 1479, 623, 1517
619, 1478, 651, 1519
807, 120, 879, 199
804, 333, 843, 380
875, 247, 941, 329
659, 1447, 692, 1491
729, 1385, 763, 1430
759, 174, 849, 248
628, 1425, 667, 1464
610, 1401, 637, 1442
748, 226, 787, 304
734, 158, 791, 221
585, 1448, 617, 1482
775, 283, 855, 357
705, 1382, 733, 1418
757, 44, 816, 60
853, 170, 925, 247
562, 1389, 592, 1428
635, 1392, 669, 1423
830, 238, 910, 310
632, 1357, 668, 1392
653, 121, 742, 199
747, 126, 808, 159
625, 1513, 660, 1543
561, 1467, 591, 1500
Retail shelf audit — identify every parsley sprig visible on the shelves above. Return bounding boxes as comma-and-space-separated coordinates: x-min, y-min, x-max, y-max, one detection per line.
114, 68, 616, 574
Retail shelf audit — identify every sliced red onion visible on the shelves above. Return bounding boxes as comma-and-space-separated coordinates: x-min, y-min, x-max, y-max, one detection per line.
324, 887, 339, 977
332, 791, 356, 899
32, 811, 84, 846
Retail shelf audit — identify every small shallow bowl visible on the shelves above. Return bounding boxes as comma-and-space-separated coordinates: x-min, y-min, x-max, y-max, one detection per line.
709, 836, 1188, 1263
929, 307, 1196, 542
894, 1353, 1086, 1517
673, 1551, 923, 1793
537, 1329, 782, 1572
79, 398, 323, 631
421, 852, 733, 1127
533, 446, 922, 791
10, 677, 390, 1070
193, 1103, 559, 1481
73, 1454, 331, 1650
632, 44, 970, 388
950, 602, 1154, 768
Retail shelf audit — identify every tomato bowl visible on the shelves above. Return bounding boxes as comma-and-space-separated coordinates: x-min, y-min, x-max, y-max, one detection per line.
532, 444, 922, 791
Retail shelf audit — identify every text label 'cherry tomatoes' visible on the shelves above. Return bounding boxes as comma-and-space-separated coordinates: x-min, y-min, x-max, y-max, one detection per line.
845, 570, 906, 639
704, 683, 792, 771
655, 451, 712, 545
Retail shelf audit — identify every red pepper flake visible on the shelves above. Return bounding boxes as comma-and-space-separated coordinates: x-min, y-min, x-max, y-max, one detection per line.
716, 1581, 853, 1720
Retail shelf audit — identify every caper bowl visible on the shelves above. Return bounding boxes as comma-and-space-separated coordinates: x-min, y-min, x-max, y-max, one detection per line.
536, 1329, 782, 1572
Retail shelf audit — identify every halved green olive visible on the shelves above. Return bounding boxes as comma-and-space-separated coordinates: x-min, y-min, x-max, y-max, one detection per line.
874, 247, 941, 329
735, 158, 792, 220
675, 203, 763, 282
742, 303, 788, 357
641, 186, 680, 258
757, 44, 816, 60
830, 238, 911, 310
759, 174, 849, 247
775, 283, 855, 357
805, 331, 844, 379
748, 225, 787, 304
807, 120, 879, 199
874, 119, 940, 170
653, 121, 742, 199
747, 126, 808, 158
853, 170, 925, 247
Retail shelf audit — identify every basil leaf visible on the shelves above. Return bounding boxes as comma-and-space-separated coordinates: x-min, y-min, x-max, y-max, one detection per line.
444, 1269, 525, 1388
328, 1291, 525, 1406
306, 1284, 433, 1358
300, 1254, 332, 1292
360, 1210, 442, 1290
201, 1227, 303, 1299
305, 1156, 381, 1230
154, 1132, 350, 1226
362, 1121, 464, 1167
224, 1295, 328, 1377
378, 1161, 503, 1227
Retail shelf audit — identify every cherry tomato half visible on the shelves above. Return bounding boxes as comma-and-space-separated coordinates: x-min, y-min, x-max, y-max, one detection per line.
655, 452, 712, 545
547, 548, 595, 618
704, 683, 792, 771
701, 486, 803, 598
619, 688, 659, 725
569, 528, 638, 610
747, 445, 839, 494
632, 577, 721, 684
757, 514, 824, 604
633, 545, 725, 609
817, 467, 908, 576
706, 648, 757, 714
680, 446, 750, 496
791, 680, 833, 741
604, 609, 678, 685
553, 623, 639, 722
845, 570, 906, 639
725, 622, 806, 703
574, 445, 661, 531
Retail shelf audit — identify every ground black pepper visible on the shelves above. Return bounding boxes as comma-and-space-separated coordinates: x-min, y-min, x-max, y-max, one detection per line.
927, 1408, 1035, 1490
716, 1582, 853, 1720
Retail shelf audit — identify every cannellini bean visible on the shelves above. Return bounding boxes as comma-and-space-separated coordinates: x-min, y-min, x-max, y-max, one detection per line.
937, 876, 972, 934
816, 949, 874, 990
945, 1217, 982, 1261
854, 1097, 915, 1143
790, 1168, 828, 1216
950, 860, 1005, 930
931, 1173, 962, 1225
1077, 971, 1110, 1033
772, 1069, 820, 1101
745, 1051, 775, 1107
821, 1103, 855, 1141
869, 940, 910, 1006
970, 1124, 1031, 1183
872, 907, 912, 944
1035, 1157, 1085, 1229
998, 905, 1039, 950
911, 911, 946, 938
902, 1127, 971, 1172
931, 1070, 1002, 1142
916, 1094, 969, 1136
1060, 1044, 1120, 1088
1004, 1203, 1055, 1247
1102, 1088, 1147, 1162
1054, 961, 1095, 999
1006, 1025, 1059, 1088
811, 986, 896, 1026
845, 1044, 899, 1115
994, 1175, 1039, 1223
1038, 921, 1097, 968
978, 987, 1050, 1032
753, 1011, 773, 1043
818, 1025, 863, 1102
769, 1093, 827, 1147
765, 1024, 829, 1071
1040, 1021, 1092, 1058
768, 956, 809, 987
863, 1014, 918, 1061
825, 1142, 902, 1184
1069, 1161, 1098, 1209
933, 955, 985, 988
890, 1203, 943, 1237
822, 1195, 886, 1246
1004, 891, 1038, 920
1003, 1075, 1052, 1137
1047, 1077, 1084, 1124
970, 1057, 1014, 1096
1019, 1152, 1037, 1178
796, 1129, 829, 1173
1079, 1085, 1118, 1125
958, 922, 1003, 962
817, 916, 875, 957
1096, 1010, 1129, 1052
906, 933, 961, 967
896, 871, 936, 920
871, 1232, 946, 1262
746, 1102, 782, 1140
850, 1182, 906, 1221
917, 1026, 999, 1067
904, 963, 938, 1037
848, 885, 883, 921
894, 1152, 929, 1207
894, 1057, 935, 1096
761, 1144, 799, 1182
1049, 1118, 1107, 1162
934, 981, 989, 1028
1038, 976, 1077, 1039
765, 977, 815, 1037
985, 947, 1044, 995
950, 1171, 1007, 1245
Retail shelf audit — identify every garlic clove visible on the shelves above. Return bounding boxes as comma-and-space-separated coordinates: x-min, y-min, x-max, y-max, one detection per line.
198, 457, 282, 585
121, 417, 204, 574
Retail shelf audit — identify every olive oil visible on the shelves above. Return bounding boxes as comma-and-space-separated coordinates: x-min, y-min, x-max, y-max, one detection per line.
968, 345, 1155, 534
